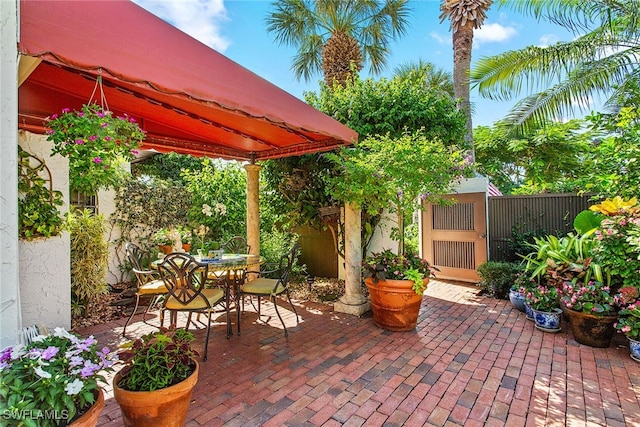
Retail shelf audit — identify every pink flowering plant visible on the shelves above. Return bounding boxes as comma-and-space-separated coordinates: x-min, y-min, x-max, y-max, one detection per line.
0, 327, 116, 426
590, 197, 640, 289
559, 280, 616, 315
362, 249, 437, 295
524, 284, 559, 312
615, 286, 640, 339
45, 103, 145, 194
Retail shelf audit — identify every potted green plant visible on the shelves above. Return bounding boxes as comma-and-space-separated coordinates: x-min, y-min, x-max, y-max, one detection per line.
113, 328, 199, 427
45, 103, 145, 194
154, 229, 174, 254
362, 249, 437, 331
0, 327, 116, 427
614, 286, 640, 362
559, 279, 618, 347
524, 284, 562, 332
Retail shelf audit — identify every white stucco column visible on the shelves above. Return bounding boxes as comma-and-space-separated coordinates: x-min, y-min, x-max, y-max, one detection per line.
1, 0, 21, 348
334, 202, 370, 316
244, 163, 261, 256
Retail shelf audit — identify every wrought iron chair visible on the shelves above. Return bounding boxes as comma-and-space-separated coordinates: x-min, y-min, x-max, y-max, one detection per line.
157, 252, 228, 361
240, 244, 300, 337
221, 236, 250, 254
122, 242, 168, 337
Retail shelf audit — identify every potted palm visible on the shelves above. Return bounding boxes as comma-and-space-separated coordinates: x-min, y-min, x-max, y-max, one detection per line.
362, 249, 437, 331
113, 328, 199, 427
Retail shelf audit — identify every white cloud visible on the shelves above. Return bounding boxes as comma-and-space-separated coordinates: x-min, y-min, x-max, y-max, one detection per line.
475, 23, 517, 44
133, 0, 230, 52
430, 32, 451, 46
538, 34, 560, 47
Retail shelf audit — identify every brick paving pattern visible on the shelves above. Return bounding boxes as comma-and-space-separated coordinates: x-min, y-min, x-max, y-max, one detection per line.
77, 280, 640, 426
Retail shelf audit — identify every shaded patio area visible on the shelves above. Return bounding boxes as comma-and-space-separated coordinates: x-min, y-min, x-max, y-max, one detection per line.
77, 280, 640, 426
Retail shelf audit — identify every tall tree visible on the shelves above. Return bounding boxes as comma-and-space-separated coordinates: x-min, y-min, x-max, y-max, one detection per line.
266, 0, 411, 87
471, 0, 640, 132
440, 0, 493, 161
393, 60, 455, 97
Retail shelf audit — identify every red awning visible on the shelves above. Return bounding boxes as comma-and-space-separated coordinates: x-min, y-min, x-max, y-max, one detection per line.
17, 0, 357, 161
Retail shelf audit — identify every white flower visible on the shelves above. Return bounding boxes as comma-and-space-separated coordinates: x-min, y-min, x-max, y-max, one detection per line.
53, 327, 76, 340
202, 204, 213, 217
10, 344, 26, 360
214, 203, 227, 216
34, 366, 52, 379
65, 378, 84, 395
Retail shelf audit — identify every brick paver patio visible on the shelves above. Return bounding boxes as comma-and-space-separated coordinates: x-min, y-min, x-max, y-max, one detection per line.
77, 280, 640, 426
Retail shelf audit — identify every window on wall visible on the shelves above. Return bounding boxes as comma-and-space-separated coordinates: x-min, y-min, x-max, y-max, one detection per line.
70, 191, 97, 214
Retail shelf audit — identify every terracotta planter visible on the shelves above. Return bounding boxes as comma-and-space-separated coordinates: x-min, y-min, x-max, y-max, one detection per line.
159, 245, 173, 255
113, 360, 199, 427
565, 308, 617, 348
70, 388, 104, 427
182, 243, 191, 252
365, 277, 427, 331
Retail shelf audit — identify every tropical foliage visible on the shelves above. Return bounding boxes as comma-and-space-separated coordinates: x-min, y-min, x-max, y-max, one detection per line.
266, 0, 411, 86
472, 0, 640, 131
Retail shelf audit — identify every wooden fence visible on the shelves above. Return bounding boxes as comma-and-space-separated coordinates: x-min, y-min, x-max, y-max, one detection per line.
488, 193, 597, 262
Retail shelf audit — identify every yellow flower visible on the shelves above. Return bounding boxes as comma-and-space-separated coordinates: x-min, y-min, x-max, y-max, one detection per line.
590, 196, 639, 216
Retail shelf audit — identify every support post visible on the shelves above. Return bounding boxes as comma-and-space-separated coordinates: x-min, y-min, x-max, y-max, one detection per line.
244, 163, 261, 257
334, 202, 370, 316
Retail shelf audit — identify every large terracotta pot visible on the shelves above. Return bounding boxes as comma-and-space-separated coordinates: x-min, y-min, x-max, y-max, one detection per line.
113, 360, 199, 427
565, 308, 617, 348
70, 388, 104, 427
365, 277, 427, 331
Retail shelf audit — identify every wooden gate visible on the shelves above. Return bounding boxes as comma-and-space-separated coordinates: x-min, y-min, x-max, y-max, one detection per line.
422, 192, 487, 282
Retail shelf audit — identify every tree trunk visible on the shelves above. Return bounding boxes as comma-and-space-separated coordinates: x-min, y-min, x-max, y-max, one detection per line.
452, 23, 474, 162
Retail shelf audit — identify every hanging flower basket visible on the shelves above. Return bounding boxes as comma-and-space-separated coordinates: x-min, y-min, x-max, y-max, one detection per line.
45, 103, 145, 193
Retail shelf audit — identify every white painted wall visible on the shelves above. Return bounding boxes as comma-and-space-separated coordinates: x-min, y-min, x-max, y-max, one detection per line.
18, 131, 71, 331
0, 0, 21, 348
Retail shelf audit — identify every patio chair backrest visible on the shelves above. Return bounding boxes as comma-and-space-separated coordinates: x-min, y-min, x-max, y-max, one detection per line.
158, 252, 214, 307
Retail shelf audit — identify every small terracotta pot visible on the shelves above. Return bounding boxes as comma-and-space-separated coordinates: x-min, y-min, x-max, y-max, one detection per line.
70, 388, 104, 427
159, 245, 173, 255
182, 243, 191, 252
113, 360, 199, 427
365, 277, 427, 331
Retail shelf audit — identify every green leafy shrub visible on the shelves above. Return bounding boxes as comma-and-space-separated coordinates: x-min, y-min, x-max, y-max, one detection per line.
116, 328, 198, 392
18, 146, 65, 240
68, 209, 109, 317
476, 261, 523, 299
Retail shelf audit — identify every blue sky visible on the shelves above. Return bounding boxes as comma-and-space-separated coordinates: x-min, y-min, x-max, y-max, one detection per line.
133, 0, 577, 127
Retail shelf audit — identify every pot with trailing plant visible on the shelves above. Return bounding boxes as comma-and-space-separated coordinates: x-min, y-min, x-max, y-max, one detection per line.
362, 249, 437, 331
524, 284, 562, 332
614, 287, 640, 362
0, 327, 116, 427
45, 102, 145, 195
559, 279, 618, 347
113, 328, 199, 427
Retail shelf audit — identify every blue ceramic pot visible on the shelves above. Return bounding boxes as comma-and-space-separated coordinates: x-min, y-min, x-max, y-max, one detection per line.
509, 290, 526, 312
524, 303, 534, 321
629, 338, 640, 363
532, 308, 562, 332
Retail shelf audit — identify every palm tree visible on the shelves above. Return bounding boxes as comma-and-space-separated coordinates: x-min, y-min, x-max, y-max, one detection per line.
265, 0, 411, 87
439, 0, 493, 161
471, 0, 640, 132
393, 60, 455, 97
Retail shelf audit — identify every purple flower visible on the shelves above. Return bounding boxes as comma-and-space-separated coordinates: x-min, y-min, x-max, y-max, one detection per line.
131, 150, 139, 155
89, 135, 97, 141
41, 346, 59, 361
104, 136, 111, 141
61, 108, 70, 113
93, 157, 102, 164
75, 139, 84, 145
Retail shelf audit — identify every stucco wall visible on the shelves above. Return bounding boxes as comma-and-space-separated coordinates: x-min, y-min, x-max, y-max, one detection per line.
18, 131, 71, 330
1, 0, 20, 348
